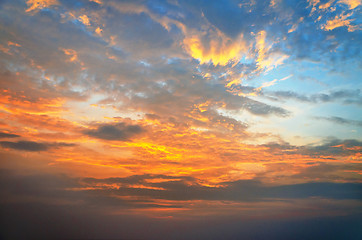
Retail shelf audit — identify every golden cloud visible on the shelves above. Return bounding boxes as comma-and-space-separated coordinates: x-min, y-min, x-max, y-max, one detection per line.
26, 0, 59, 13
183, 29, 247, 66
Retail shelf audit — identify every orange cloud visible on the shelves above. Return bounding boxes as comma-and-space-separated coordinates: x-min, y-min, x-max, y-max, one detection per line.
255, 75, 293, 92
79, 15, 91, 26
338, 0, 361, 9
95, 27, 103, 36
255, 31, 288, 71
26, 0, 59, 13
322, 12, 360, 31
308, 0, 320, 14
319, 0, 334, 9
62, 48, 78, 62
0, 89, 65, 115
0, 41, 22, 55
183, 30, 247, 66
90, 0, 103, 4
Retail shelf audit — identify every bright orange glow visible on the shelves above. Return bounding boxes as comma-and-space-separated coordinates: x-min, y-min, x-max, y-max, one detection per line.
183, 30, 246, 66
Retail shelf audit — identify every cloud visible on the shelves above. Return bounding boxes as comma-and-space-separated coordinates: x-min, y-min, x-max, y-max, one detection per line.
265, 89, 362, 105
81, 174, 362, 201
262, 138, 362, 158
242, 97, 290, 116
1, 171, 361, 240
255, 75, 293, 92
84, 122, 144, 141
291, 162, 362, 182
0, 140, 76, 152
0, 2, 361, 238
301, 139, 362, 157
25, 0, 59, 13
322, 12, 360, 32
183, 30, 247, 66
254, 30, 289, 71
338, 0, 361, 9
0, 140, 49, 151
314, 116, 362, 127
306, 0, 362, 33
61, 48, 79, 63
0, 132, 20, 138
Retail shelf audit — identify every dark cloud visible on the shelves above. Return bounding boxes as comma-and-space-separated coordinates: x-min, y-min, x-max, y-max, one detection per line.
0, 141, 49, 151
2, 200, 360, 240
82, 174, 362, 202
291, 162, 362, 182
0, 140, 76, 152
0, 132, 20, 138
302, 139, 362, 157
1, 171, 361, 240
1, 171, 361, 213
262, 139, 362, 158
84, 122, 144, 141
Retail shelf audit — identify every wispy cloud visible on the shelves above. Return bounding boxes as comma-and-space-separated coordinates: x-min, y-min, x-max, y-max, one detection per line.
314, 116, 362, 126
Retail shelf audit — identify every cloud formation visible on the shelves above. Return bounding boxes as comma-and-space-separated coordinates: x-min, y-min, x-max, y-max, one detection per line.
0, 0, 361, 238
0, 140, 49, 151
84, 122, 144, 141
314, 116, 362, 127
0, 140, 75, 152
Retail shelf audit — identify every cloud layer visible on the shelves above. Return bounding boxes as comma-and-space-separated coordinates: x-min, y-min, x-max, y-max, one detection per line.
0, 0, 361, 239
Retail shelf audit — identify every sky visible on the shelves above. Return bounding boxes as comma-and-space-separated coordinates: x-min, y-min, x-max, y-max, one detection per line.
0, 0, 361, 239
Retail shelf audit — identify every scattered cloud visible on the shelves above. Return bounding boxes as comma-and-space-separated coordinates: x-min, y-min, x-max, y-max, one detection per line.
322, 12, 360, 32
338, 0, 361, 9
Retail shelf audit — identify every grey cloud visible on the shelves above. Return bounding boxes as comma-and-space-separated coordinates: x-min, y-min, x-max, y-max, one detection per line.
0, 140, 76, 152
262, 139, 362, 157
0, 132, 20, 138
314, 90, 362, 104
2, 200, 361, 240
303, 139, 362, 157
291, 162, 362, 182
1, 170, 361, 240
0, 141, 49, 151
50, 142, 77, 148
266, 89, 362, 105
266, 90, 310, 102
242, 97, 290, 117
314, 116, 362, 127
83, 174, 362, 202
84, 122, 144, 141
122, 62, 290, 118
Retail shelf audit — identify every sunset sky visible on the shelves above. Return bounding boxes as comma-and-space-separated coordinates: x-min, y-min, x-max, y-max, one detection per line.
0, 0, 361, 239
